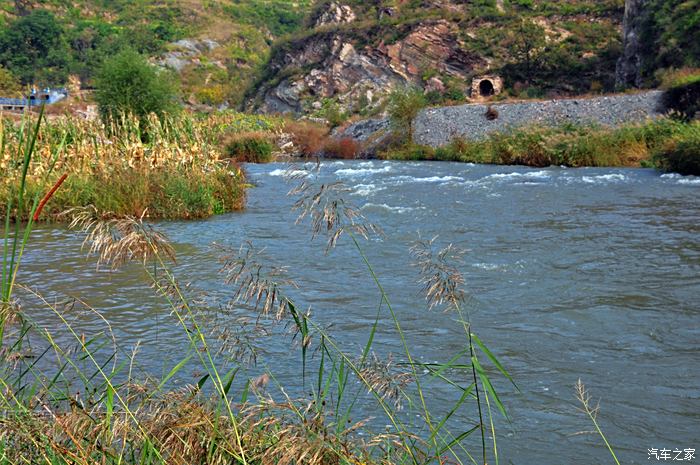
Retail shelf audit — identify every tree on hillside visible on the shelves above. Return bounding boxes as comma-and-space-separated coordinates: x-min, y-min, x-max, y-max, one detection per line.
640, 0, 700, 78
388, 86, 427, 141
505, 19, 548, 86
95, 49, 178, 126
14, 0, 31, 16
0, 66, 22, 96
0, 10, 71, 85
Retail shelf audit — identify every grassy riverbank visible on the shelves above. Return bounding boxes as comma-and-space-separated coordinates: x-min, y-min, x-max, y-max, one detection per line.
1, 137, 521, 464
1, 111, 285, 222
380, 118, 700, 173
1, 117, 627, 464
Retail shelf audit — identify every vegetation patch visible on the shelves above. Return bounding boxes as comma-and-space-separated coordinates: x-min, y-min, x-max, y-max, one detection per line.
284, 120, 330, 157
660, 68, 700, 120
382, 118, 699, 171
0, 111, 255, 222
652, 122, 700, 175
223, 131, 275, 163
323, 137, 361, 159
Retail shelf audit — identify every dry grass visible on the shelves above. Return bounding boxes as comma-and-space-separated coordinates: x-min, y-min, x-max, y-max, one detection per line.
64, 206, 177, 270
0, 112, 262, 221
290, 169, 379, 250
360, 353, 413, 410
218, 241, 297, 319
323, 137, 361, 159
2, 135, 524, 465
410, 238, 466, 313
284, 120, 329, 157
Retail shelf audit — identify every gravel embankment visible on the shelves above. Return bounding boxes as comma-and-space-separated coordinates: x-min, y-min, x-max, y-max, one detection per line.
414, 90, 666, 147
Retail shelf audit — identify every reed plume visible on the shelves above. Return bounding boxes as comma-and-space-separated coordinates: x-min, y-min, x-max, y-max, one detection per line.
64, 206, 176, 270
286, 163, 379, 251
410, 237, 466, 312
359, 353, 413, 410
217, 241, 296, 320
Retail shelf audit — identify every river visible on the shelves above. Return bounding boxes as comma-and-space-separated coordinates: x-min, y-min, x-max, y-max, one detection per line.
18, 160, 700, 464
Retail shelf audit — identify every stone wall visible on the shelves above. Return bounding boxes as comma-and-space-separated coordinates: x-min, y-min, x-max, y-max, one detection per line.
414, 90, 666, 147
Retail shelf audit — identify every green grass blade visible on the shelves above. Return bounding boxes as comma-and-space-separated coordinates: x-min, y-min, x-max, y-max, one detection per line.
471, 333, 518, 390
472, 355, 508, 419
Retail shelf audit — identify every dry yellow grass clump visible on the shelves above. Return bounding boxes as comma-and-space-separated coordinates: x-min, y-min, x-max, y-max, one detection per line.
0, 111, 278, 221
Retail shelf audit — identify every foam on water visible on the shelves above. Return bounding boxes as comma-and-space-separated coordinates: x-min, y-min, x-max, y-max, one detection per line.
662, 173, 700, 185
361, 203, 421, 214
471, 262, 506, 271
352, 183, 385, 196
581, 173, 627, 183
391, 175, 463, 184
269, 168, 310, 177
334, 166, 393, 177
480, 170, 551, 182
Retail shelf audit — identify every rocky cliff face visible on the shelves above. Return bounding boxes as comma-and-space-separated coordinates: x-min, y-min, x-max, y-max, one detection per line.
253, 2, 486, 115
615, 0, 647, 89
251, 0, 626, 116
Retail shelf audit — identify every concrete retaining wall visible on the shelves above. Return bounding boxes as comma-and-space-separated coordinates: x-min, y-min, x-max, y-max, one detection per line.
414, 90, 666, 147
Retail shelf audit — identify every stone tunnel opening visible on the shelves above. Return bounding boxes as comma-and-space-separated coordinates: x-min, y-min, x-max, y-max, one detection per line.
479, 79, 495, 97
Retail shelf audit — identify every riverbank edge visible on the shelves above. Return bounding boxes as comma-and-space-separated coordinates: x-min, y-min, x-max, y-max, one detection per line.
375, 118, 700, 174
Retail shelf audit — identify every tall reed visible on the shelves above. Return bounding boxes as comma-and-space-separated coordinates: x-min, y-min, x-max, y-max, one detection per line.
1, 156, 621, 465
0, 111, 274, 222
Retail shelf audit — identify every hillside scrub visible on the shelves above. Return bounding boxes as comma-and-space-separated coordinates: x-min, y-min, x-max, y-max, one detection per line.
660, 68, 700, 120
652, 122, 700, 175
381, 118, 699, 170
0, 112, 265, 222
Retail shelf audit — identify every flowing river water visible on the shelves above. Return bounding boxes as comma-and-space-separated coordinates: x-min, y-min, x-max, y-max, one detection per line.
18, 160, 700, 464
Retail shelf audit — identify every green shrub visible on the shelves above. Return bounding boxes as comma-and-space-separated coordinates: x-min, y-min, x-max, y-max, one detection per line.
0, 65, 21, 96
387, 86, 427, 140
95, 48, 179, 126
652, 122, 700, 175
382, 119, 698, 168
381, 143, 435, 161
661, 69, 700, 120
224, 131, 275, 163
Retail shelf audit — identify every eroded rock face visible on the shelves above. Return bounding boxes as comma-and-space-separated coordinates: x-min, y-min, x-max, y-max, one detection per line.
616, 0, 647, 88
315, 2, 356, 27
256, 19, 485, 114
158, 38, 221, 72
380, 20, 481, 81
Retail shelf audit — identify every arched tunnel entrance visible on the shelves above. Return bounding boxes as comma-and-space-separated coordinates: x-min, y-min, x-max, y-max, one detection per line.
479, 79, 495, 97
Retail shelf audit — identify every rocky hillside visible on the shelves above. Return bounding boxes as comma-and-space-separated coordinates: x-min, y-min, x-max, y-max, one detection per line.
250, 0, 627, 116
0, 0, 312, 107
1, 0, 696, 114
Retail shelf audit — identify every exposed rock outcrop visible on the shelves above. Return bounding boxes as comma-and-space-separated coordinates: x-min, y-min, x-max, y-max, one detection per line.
157, 38, 222, 73
314, 2, 356, 27
615, 0, 647, 88
255, 15, 485, 114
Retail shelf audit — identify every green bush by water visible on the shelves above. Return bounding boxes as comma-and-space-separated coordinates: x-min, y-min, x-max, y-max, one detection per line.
223, 132, 275, 163
652, 122, 700, 175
